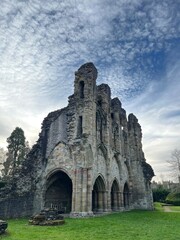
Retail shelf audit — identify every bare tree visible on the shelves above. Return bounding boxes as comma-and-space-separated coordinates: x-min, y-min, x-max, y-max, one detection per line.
0, 148, 7, 175
167, 149, 180, 185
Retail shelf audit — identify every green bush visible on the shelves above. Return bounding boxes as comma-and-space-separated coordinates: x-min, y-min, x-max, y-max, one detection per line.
166, 192, 180, 206
153, 188, 170, 202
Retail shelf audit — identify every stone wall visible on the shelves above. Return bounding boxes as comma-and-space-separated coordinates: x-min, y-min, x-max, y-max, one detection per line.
0, 193, 34, 219
46, 109, 68, 158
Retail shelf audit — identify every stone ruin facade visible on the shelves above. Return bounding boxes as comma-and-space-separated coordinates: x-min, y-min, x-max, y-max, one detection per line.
0, 62, 154, 218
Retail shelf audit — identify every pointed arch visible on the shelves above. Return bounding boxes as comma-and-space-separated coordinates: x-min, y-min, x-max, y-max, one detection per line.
45, 170, 72, 213
92, 175, 107, 212
111, 179, 120, 211
98, 144, 107, 160
92, 175, 106, 191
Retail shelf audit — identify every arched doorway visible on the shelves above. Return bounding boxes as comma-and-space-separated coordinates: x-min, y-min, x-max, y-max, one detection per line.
123, 182, 130, 208
45, 171, 72, 213
111, 180, 119, 211
92, 176, 106, 212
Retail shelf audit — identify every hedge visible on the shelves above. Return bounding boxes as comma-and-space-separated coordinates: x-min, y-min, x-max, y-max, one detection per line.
166, 192, 180, 206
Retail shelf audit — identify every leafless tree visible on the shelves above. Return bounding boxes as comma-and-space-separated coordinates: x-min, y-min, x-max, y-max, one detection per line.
167, 149, 180, 185
0, 147, 7, 175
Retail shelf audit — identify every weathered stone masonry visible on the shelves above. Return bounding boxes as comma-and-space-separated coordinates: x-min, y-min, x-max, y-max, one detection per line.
0, 62, 154, 218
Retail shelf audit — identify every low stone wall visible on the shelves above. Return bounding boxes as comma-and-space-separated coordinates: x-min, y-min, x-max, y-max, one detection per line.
0, 193, 34, 219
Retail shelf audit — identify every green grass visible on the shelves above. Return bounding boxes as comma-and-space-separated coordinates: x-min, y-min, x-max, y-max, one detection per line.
1, 210, 180, 240
154, 202, 164, 211
169, 206, 180, 212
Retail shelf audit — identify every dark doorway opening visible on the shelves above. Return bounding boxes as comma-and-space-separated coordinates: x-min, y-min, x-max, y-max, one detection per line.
123, 183, 130, 208
92, 176, 106, 212
111, 180, 119, 211
45, 171, 72, 213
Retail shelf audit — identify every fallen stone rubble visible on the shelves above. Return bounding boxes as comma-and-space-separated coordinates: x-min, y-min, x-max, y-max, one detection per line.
0, 220, 8, 234
29, 208, 65, 226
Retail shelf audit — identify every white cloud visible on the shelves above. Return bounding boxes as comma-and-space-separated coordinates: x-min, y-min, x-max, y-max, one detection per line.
125, 52, 180, 181
0, 0, 179, 181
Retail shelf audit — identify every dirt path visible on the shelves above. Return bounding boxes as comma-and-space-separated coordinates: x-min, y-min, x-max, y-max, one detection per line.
163, 205, 180, 212
163, 206, 172, 212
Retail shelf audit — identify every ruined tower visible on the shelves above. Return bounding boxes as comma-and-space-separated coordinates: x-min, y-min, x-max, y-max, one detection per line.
0, 63, 154, 218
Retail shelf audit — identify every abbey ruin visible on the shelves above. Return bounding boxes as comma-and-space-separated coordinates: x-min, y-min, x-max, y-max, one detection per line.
0, 62, 154, 218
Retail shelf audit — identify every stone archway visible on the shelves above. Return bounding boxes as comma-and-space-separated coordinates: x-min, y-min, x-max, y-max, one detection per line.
92, 176, 107, 212
123, 182, 130, 208
111, 179, 120, 211
45, 171, 72, 213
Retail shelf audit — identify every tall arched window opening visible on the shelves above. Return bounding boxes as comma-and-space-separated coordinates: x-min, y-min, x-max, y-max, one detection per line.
111, 180, 120, 211
79, 81, 84, 98
77, 116, 83, 138
123, 183, 130, 208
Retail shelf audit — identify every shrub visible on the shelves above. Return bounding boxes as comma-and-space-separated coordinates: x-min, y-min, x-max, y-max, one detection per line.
166, 192, 180, 206
153, 188, 170, 202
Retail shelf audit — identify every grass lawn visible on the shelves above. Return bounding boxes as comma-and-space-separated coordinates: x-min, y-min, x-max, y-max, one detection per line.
155, 202, 180, 212
169, 206, 180, 212
154, 202, 164, 211
1, 210, 180, 240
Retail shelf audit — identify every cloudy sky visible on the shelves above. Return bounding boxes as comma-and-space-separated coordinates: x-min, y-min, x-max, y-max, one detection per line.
0, 0, 179, 181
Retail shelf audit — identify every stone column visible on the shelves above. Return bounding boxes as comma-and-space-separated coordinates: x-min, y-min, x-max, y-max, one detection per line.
113, 192, 118, 211
103, 191, 108, 212
87, 168, 93, 213
71, 168, 82, 214
128, 192, 132, 209
71, 169, 76, 212
98, 191, 104, 212
117, 191, 122, 210
119, 192, 124, 209
77, 168, 83, 212
107, 190, 111, 211
82, 168, 87, 212
94, 191, 98, 211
